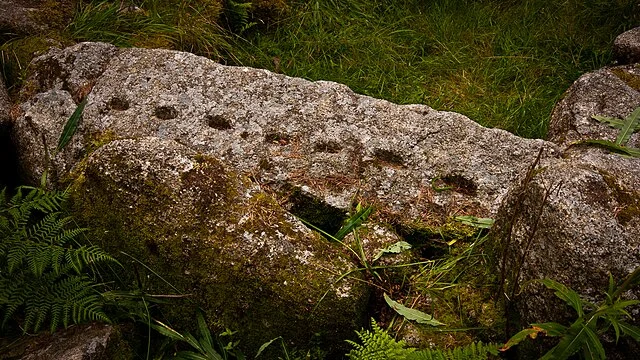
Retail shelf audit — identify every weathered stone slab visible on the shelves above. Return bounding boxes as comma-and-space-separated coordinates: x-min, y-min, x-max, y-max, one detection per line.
15, 43, 559, 230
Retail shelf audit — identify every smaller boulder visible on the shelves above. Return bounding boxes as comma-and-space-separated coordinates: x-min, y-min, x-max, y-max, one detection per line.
614, 27, 640, 65
491, 147, 640, 356
548, 65, 640, 147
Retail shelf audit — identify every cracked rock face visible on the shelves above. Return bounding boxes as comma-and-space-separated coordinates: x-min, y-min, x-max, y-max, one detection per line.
15, 42, 559, 226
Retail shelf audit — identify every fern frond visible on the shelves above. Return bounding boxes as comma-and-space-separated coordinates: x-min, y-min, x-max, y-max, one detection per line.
27, 241, 54, 276
52, 227, 88, 247
7, 242, 27, 273
0, 186, 113, 334
73, 245, 120, 268
27, 213, 69, 243
347, 319, 500, 360
408, 341, 500, 360
347, 319, 413, 360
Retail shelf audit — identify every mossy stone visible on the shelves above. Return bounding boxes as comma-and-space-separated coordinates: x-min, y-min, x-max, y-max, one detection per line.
68, 137, 369, 356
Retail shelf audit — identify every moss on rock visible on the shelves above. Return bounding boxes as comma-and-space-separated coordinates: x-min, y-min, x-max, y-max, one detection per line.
68, 137, 370, 356
611, 67, 640, 91
0, 36, 69, 96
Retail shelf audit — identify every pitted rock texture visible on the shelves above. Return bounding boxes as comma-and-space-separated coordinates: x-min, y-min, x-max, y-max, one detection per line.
492, 147, 640, 355
70, 136, 368, 354
15, 42, 559, 227
614, 26, 640, 65
548, 65, 640, 147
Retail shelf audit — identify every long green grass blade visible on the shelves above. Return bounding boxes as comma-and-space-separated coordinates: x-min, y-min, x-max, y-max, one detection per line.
501, 328, 543, 351
581, 325, 606, 360
56, 98, 88, 153
573, 139, 640, 157
384, 293, 444, 326
255, 337, 283, 358
541, 319, 588, 360
616, 106, 640, 145
454, 215, 494, 229
532, 322, 569, 337
619, 321, 640, 342
334, 204, 373, 240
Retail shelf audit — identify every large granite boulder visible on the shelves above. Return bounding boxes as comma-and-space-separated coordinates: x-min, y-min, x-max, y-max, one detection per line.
13, 39, 640, 357
614, 27, 640, 65
14, 42, 558, 230
69, 136, 368, 354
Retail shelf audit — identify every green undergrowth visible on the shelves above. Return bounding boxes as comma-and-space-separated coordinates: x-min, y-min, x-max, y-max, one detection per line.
231, 0, 639, 138
67, 0, 287, 61
297, 202, 506, 354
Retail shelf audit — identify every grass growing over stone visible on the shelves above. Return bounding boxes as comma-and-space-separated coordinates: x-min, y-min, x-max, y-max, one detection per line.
231, 0, 639, 138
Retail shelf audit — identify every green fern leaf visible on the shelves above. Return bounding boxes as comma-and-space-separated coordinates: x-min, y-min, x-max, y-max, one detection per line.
347, 319, 499, 360
0, 186, 114, 334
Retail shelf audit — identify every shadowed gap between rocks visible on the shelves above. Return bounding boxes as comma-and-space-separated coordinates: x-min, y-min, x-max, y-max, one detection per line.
0, 121, 20, 190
